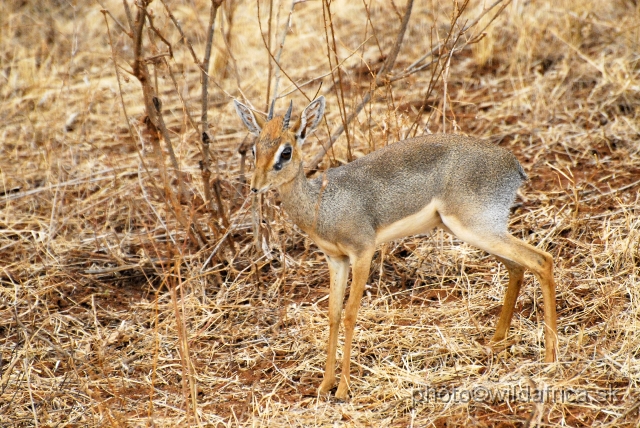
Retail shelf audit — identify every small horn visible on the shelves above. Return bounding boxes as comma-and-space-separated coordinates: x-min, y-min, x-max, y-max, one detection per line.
283, 100, 293, 130
267, 99, 276, 121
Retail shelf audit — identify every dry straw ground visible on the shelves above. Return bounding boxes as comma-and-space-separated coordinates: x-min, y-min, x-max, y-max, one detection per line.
1, 0, 639, 426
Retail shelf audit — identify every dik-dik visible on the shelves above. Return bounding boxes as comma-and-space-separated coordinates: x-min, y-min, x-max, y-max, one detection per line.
234, 96, 558, 400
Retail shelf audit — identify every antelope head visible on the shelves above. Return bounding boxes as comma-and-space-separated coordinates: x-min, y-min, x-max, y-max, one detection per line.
233, 96, 326, 193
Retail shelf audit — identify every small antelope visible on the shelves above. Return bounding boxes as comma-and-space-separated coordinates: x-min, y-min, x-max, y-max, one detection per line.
234, 96, 558, 400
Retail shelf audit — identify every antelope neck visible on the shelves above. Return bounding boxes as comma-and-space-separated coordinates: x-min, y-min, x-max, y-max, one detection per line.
277, 164, 321, 233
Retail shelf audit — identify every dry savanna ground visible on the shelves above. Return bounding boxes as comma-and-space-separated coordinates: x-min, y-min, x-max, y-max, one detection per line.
1, 0, 639, 426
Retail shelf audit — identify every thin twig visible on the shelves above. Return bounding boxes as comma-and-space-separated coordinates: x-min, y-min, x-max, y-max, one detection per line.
121, 0, 134, 34
442, 40, 454, 133
307, 0, 507, 167
219, 2, 243, 92
252, 0, 299, 255
146, 12, 174, 58
201, 1, 223, 211
265, 0, 274, 110
202, 195, 252, 271
307, 0, 414, 172
271, 0, 297, 108
278, 35, 373, 98
131, 3, 186, 200
158, 0, 236, 104
404, 0, 467, 135
257, 1, 312, 103
322, 0, 353, 161
98, 2, 131, 37
163, 58, 200, 133
101, 8, 174, 239
128, 1, 205, 248
158, 0, 201, 71
404, 0, 508, 73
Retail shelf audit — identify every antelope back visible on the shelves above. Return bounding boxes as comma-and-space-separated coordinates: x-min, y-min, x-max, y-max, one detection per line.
233, 97, 325, 193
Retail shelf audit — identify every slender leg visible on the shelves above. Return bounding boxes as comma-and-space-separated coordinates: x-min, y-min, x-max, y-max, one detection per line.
491, 236, 557, 362
532, 249, 558, 363
490, 237, 557, 361
504, 237, 558, 362
335, 249, 375, 400
440, 216, 558, 362
492, 256, 525, 343
318, 254, 349, 394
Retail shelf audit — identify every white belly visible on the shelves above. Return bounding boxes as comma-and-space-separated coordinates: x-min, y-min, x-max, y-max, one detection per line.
375, 199, 442, 244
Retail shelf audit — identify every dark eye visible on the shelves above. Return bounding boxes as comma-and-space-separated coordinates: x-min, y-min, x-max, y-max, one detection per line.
274, 146, 292, 171
251, 146, 255, 158
280, 146, 292, 161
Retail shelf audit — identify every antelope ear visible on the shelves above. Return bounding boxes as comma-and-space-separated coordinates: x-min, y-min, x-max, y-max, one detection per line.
233, 100, 265, 136
293, 96, 325, 145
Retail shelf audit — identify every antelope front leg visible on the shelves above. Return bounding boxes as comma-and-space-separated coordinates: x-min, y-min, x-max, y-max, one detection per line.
319, 255, 349, 394
335, 250, 374, 400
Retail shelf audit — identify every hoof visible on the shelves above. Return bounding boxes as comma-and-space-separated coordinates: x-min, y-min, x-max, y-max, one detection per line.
335, 382, 349, 400
489, 337, 513, 354
318, 377, 336, 395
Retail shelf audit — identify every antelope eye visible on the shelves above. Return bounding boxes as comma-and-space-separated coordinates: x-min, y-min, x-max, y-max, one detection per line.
280, 146, 292, 161
274, 146, 292, 171
251, 146, 255, 157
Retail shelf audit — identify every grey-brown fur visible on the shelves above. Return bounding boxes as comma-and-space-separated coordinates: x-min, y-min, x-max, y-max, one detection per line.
281, 134, 526, 254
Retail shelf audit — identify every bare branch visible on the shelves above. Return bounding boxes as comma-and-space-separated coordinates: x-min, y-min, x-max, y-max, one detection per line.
128, 1, 205, 248
379, 0, 413, 76
122, 0, 134, 34
278, 35, 373, 98
406, 0, 469, 136
307, 0, 414, 171
322, 0, 354, 161
264, 0, 274, 110
271, 0, 297, 108
102, 7, 170, 219
202, 1, 224, 135
307, 0, 512, 170
158, 0, 235, 103
158, 0, 202, 71
98, 1, 131, 37
257, 1, 311, 103
146, 12, 173, 58
404, 0, 509, 73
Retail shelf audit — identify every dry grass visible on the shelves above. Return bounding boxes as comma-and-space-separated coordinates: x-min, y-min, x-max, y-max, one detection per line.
1, 0, 639, 426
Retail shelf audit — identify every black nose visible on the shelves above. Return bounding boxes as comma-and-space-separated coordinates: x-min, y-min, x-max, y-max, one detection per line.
251, 188, 258, 193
